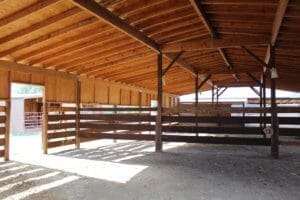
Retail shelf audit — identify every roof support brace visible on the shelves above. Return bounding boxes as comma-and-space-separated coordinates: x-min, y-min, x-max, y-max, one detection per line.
241, 46, 269, 69
247, 73, 262, 86
197, 74, 212, 90
218, 87, 228, 98
162, 51, 184, 76
250, 86, 260, 97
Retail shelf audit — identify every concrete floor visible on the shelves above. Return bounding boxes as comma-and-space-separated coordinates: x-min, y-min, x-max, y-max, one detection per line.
1, 140, 299, 200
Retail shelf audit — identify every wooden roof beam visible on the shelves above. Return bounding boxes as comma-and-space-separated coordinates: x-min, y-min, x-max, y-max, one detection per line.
265, 0, 289, 64
189, 0, 239, 82
73, 0, 159, 52
162, 36, 269, 52
189, 0, 216, 39
270, 0, 289, 47
72, 0, 210, 85
218, 48, 239, 82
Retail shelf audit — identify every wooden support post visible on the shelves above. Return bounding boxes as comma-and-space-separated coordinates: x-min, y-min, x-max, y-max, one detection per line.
262, 72, 267, 128
259, 78, 263, 127
259, 74, 266, 139
195, 72, 199, 136
270, 45, 279, 159
155, 52, 163, 152
75, 77, 81, 149
113, 105, 117, 143
4, 72, 11, 161
42, 101, 48, 154
216, 87, 219, 104
212, 85, 214, 105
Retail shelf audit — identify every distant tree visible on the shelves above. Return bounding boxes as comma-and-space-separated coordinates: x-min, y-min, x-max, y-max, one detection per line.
15, 85, 43, 94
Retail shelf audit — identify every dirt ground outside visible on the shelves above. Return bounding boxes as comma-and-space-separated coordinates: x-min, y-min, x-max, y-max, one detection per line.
0, 139, 299, 200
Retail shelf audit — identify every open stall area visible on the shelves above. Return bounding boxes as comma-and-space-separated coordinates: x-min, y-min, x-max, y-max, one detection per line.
0, 0, 299, 199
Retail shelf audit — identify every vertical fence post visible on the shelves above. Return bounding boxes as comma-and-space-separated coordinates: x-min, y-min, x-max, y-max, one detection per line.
75, 77, 81, 149
270, 45, 279, 159
155, 52, 163, 152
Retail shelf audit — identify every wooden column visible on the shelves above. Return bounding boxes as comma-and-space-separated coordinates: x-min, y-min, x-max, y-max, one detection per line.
155, 52, 163, 152
42, 101, 48, 154
211, 85, 214, 105
4, 72, 11, 161
216, 87, 219, 104
195, 72, 199, 136
259, 75, 266, 138
270, 45, 279, 159
262, 72, 267, 128
75, 77, 81, 149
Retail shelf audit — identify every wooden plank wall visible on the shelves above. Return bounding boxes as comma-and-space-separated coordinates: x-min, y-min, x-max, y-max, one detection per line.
0, 100, 9, 160
79, 76, 178, 107
0, 67, 179, 107
0, 68, 76, 102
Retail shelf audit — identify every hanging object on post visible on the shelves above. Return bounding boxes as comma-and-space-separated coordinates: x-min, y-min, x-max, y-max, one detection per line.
271, 68, 278, 79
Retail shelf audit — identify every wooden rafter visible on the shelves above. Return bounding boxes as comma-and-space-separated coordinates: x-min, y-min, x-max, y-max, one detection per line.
0, 7, 81, 45
71, 0, 213, 85
0, 0, 60, 28
0, 17, 98, 58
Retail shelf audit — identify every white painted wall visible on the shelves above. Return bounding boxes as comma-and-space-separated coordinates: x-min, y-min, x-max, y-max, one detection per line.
11, 98, 24, 133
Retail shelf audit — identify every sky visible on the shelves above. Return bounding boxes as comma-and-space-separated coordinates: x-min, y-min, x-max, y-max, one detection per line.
11, 83, 44, 98
10, 83, 300, 102
180, 87, 300, 102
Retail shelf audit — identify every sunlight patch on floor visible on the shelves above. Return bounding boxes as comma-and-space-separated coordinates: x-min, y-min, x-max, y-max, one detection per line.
3, 175, 79, 200
13, 154, 148, 184
0, 172, 60, 193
